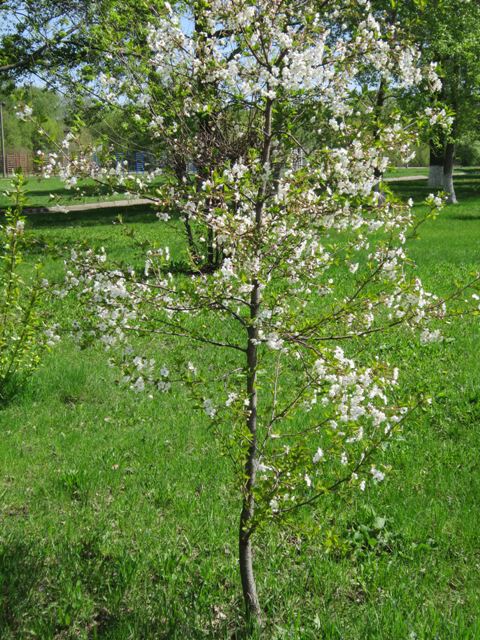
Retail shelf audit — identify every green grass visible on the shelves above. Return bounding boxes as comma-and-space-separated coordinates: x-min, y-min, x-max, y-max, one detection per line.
384, 166, 477, 180
385, 166, 430, 179
0, 169, 470, 210
1, 173, 480, 638
0, 176, 151, 209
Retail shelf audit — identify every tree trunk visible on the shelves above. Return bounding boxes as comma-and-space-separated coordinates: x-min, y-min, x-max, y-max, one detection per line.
207, 222, 215, 267
239, 333, 261, 623
239, 322, 262, 623
238, 98, 273, 625
442, 68, 460, 204
174, 158, 199, 261
428, 138, 445, 188
239, 529, 261, 622
373, 77, 386, 201
443, 141, 458, 204
443, 116, 459, 207
373, 168, 386, 204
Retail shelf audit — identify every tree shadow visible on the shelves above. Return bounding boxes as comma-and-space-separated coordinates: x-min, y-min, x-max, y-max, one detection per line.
0, 534, 249, 639
450, 214, 480, 221
22, 205, 164, 229
455, 167, 480, 175
0, 540, 44, 633
23, 182, 118, 200
391, 175, 480, 203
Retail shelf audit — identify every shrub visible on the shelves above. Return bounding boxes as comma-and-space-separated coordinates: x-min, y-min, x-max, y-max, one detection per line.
0, 172, 58, 403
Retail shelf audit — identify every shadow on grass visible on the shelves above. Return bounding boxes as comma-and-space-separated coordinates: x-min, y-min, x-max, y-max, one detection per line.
391, 173, 480, 203
0, 533, 251, 639
0, 204, 161, 229
0, 540, 44, 632
450, 214, 480, 221
454, 166, 480, 175
0, 375, 27, 410
22, 205, 163, 229
23, 182, 120, 200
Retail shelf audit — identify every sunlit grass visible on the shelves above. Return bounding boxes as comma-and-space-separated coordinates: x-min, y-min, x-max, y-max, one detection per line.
0, 174, 479, 638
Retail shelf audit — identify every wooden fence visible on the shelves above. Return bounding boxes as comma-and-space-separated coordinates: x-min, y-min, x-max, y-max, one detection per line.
0, 151, 35, 176
0, 150, 162, 177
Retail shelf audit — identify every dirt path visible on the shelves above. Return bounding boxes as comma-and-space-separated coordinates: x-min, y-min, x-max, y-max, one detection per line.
384, 175, 427, 182
385, 171, 466, 183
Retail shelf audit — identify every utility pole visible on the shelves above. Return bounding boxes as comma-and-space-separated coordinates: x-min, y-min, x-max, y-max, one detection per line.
0, 102, 6, 178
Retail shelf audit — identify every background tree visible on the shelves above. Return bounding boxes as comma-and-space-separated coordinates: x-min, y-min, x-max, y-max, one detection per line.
2, 85, 64, 153
412, 0, 480, 204
0, 0, 105, 80
369, 0, 480, 203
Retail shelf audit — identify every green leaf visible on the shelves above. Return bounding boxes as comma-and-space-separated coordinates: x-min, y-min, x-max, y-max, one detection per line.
373, 516, 386, 530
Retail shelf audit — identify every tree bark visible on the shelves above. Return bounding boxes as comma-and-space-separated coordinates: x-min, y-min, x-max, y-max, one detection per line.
239, 323, 262, 622
174, 158, 199, 260
428, 137, 445, 188
443, 114, 459, 204
238, 98, 273, 625
239, 531, 261, 622
441, 61, 460, 204
373, 77, 386, 201
443, 141, 458, 204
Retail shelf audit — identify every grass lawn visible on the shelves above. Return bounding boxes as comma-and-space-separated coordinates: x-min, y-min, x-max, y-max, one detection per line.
385, 167, 430, 179
0, 176, 153, 210
0, 169, 475, 210
384, 166, 478, 180
0, 172, 480, 639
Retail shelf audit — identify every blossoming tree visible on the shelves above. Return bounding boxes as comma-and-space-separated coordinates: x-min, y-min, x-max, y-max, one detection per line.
48, 0, 475, 623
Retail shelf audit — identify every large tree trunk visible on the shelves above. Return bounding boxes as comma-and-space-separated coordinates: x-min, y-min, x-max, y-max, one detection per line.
443, 141, 458, 204
428, 137, 446, 188
373, 78, 386, 202
443, 114, 459, 204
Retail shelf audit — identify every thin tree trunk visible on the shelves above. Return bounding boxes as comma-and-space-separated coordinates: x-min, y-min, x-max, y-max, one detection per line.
184, 215, 198, 261
239, 323, 262, 622
207, 222, 215, 267
443, 141, 458, 204
174, 158, 199, 260
428, 137, 445, 188
238, 97, 274, 624
239, 532, 261, 621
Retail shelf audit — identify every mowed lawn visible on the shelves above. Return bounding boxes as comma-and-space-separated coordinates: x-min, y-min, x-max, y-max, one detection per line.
0, 173, 480, 639
384, 166, 477, 179
0, 176, 154, 210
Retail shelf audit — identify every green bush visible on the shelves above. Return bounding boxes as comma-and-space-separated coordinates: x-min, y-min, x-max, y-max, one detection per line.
0, 172, 58, 403
456, 139, 480, 166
